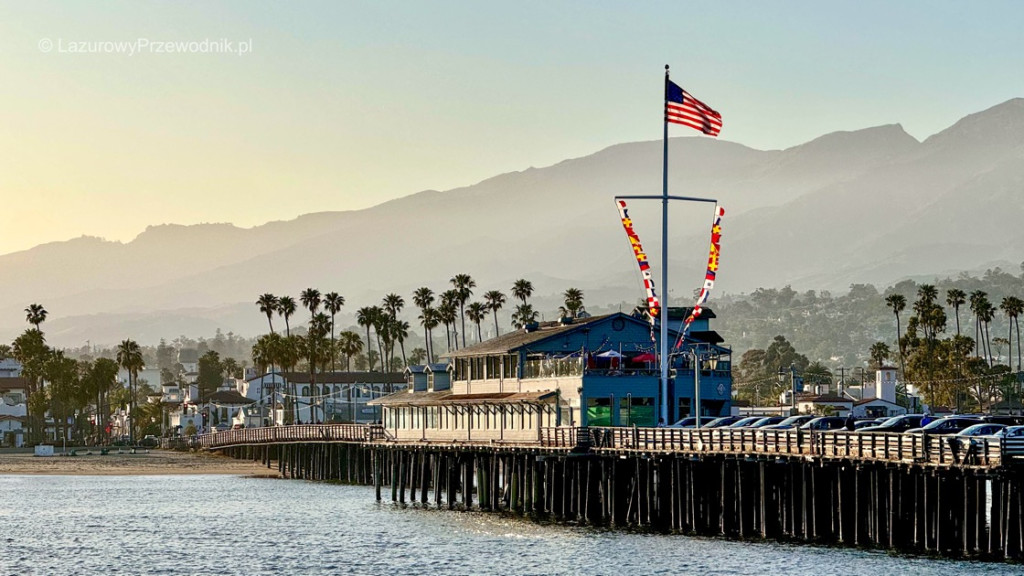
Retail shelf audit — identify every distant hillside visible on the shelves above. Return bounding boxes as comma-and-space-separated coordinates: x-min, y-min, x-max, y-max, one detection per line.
3, 98, 1023, 347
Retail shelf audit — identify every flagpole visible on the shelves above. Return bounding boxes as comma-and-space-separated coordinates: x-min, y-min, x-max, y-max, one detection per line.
660, 64, 670, 426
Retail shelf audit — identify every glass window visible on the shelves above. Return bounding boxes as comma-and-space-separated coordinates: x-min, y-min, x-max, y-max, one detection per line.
586, 397, 612, 426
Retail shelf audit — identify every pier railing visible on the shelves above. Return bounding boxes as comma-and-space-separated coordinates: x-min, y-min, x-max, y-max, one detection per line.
167, 423, 1024, 469
169, 423, 385, 450
586, 426, 1005, 468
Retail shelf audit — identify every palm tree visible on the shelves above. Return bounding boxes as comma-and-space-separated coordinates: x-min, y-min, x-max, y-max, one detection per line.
562, 287, 585, 319
466, 302, 489, 343
256, 294, 279, 334
437, 298, 458, 352
1007, 296, 1024, 374
356, 307, 378, 371
300, 288, 322, 316
1001, 296, 1024, 373
970, 291, 992, 364
483, 290, 507, 338
946, 288, 966, 337
393, 320, 410, 367
450, 274, 475, 348
412, 287, 436, 362
25, 303, 47, 331
419, 308, 439, 362
116, 339, 144, 444
511, 303, 538, 329
383, 293, 405, 320
512, 279, 534, 306
979, 301, 996, 368
885, 293, 907, 377
337, 331, 364, 371
277, 296, 297, 337
869, 341, 891, 369
323, 292, 345, 372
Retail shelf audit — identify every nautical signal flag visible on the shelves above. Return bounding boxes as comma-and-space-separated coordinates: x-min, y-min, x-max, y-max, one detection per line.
665, 80, 722, 137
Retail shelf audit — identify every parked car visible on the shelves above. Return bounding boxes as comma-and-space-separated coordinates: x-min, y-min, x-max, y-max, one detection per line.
856, 414, 925, 434
980, 415, 1024, 426
799, 416, 847, 431
704, 416, 743, 428
955, 423, 1007, 437
744, 416, 787, 428
214, 423, 231, 432
668, 416, 717, 428
997, 426, 1024, 438
726, 416, 766, 428
139, 435, 159, 448
762, 415, 815, 430
904, 417, 985, 435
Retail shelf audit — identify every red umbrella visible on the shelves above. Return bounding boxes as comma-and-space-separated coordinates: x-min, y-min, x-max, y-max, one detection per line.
632, 353, 657, 363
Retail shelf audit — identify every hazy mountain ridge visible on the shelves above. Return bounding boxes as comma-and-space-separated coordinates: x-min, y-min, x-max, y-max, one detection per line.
4, 98, 1023, 346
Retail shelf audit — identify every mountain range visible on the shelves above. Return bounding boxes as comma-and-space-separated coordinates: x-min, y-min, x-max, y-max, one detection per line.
5, 98, 1024, 347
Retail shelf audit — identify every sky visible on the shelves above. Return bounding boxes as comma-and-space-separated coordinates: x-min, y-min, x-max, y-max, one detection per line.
1, 0, 1023, 256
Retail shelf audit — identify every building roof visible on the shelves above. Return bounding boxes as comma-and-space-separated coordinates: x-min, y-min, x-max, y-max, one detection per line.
369, 390, 556, 407
445, 313, 664, 358
0, 377, 28, 392
854, 397, 904, 407
405, 365, 427, 375
248, 371, 405, 384
205, 390, 255, 406
799, 394, 853, 404
425, 363, 450, 373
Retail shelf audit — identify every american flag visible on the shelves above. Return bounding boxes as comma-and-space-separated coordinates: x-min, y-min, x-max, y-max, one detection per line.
665, 80, 722, 137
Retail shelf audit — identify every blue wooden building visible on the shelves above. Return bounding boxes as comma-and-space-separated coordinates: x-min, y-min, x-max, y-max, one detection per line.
372, 308, 732, 441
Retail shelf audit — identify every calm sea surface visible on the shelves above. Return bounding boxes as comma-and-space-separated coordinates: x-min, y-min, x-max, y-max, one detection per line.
0, 474, 1017, 576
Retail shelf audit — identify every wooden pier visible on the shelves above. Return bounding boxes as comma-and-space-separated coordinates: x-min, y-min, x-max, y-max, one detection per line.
176, 424, 1024, 561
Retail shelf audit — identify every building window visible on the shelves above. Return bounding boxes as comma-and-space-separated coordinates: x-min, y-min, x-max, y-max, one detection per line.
586, 397, 612, 426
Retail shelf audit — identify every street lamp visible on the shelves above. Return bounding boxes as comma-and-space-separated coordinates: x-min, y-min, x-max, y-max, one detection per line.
691, 346, 719, 429
779, 364, 796, 415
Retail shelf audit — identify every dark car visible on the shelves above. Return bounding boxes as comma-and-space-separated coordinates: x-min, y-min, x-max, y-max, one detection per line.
745, 416, 787, 428
762, 415, 815, 430
856, 414, 925, 434
704, 416, 743, 428
727, 416, 766, 428
667, 416, 717, 428
981, 415, 1024, 426
904, 417, 985, 435
800, 416, 847, 431
139, 435, 159, 448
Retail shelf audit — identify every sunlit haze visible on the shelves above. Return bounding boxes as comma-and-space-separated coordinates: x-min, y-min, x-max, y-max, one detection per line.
1, 0, 1023, 255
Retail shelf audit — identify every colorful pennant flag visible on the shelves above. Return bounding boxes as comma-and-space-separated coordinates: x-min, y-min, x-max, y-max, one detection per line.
676, 205, 725, 348
615, 199, 660, 323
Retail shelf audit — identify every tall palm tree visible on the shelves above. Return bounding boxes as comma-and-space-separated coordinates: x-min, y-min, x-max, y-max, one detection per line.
1001, 296, 1024, 373
356, 307, 378, 371
25, 303, 48, 331
300, 288, 322, 314
337, 331, 364, 371
393, 320, 410, 367
277, 296, 297, 337
512, 279, 534, 306
256, 294, 279, 334
412, 287, 435, 363
383, 293, 405, 320
323, 292, 345, 373
483, 290, 506, 338
562, 287, 585, 319
511, 303, 538, 329
116, 339, 144, 444
466, 302, 489, 343
979, 300, 996, 368
869, 341, 891, 369
1007, 296, 1024, 374
419, 308, 439, 363
437, 296, 458, 352
970, 291, 991, 363
885, 293, 907, 377
946, 288, 967, 337
450, 274, 475, 348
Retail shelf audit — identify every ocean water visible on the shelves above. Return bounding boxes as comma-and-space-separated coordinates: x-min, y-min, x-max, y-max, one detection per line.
0, 474, 1015, 576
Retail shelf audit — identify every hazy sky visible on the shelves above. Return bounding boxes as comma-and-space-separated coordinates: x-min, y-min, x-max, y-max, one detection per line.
2, 1, 1023, 255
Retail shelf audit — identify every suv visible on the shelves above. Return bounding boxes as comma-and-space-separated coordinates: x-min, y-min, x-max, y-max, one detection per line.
905, 417, 985, 435
856, 414, 925, 434
800, 416, 847, 431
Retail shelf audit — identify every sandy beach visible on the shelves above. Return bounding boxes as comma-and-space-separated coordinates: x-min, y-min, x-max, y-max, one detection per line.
0, 448, 282, 477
